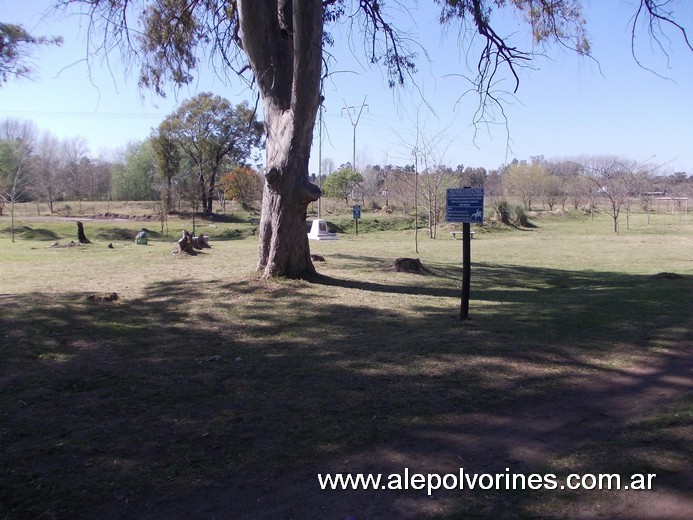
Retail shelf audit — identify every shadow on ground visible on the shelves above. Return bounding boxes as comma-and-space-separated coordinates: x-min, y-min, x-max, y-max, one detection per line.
0, 265, 690, 519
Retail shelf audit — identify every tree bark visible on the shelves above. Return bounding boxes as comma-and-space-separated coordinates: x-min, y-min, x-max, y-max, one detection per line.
238, 0, 322, 279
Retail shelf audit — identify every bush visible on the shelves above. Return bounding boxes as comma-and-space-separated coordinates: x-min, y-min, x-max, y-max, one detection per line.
512, 205, 531, 227
493, 199, 533, 228
493, 200, 511, 225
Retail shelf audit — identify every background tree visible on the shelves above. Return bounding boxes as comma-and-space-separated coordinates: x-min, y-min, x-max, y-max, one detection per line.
150, 131, 181, 214
110, 141, 157, 201
539, 174, 564, 211
60, 136, 91, 202
385, 165, 416, 214
0, 124, 34, 240
220, 166, 263, 209
419, 166, 455, 238
29, 131, 65, 213
322, 167, 364, 206
458, 165, 487, 189
0, 119, 36, 197
59, 0, 691, 278
547, 160, 585, 210
158, 93, 263, 216
503, 160, 548, 210
484, 168, 504, 202
583, 157, 639, 233
360, 164, 387, 209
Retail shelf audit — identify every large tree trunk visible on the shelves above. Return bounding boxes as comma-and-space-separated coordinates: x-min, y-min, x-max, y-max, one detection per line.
238, 0, 322, 279
198, 171, 209, 216
206, 172, 217, 215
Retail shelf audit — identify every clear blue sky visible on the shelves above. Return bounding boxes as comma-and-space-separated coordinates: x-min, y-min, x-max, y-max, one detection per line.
1, 0, 692, 175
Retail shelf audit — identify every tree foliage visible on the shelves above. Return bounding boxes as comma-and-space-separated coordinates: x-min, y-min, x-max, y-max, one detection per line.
503, 160, 548, 210
322, 167, 364, 205
156, 93, 263, 215
0, 119, 35, 199
220, 166, 263, 207
150, 131, 180, 212
0, 23, 62, 84
110, 141, 157, 201
0, 126, 34, 239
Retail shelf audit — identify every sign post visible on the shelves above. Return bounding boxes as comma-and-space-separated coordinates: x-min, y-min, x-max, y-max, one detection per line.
446, 188, 484, 321
352, 204, 361, 235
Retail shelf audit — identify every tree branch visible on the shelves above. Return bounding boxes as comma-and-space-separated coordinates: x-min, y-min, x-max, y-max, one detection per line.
631, 0, 693, 77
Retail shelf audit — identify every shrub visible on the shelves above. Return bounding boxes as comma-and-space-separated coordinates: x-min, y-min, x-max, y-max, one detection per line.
493, 200, 533, 228
493, 200, 511, 225
512, 205, 529, 227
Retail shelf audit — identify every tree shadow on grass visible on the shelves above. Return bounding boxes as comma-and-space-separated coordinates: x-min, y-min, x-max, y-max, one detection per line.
0, 265, 690, 519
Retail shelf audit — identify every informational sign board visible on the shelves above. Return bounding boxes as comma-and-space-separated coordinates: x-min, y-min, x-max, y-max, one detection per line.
352, 204, 362, 235
446, 188, 484, 224
446, 188, 484, 321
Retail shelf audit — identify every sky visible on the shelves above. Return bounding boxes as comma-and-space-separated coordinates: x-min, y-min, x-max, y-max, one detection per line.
1, 0, 692, 175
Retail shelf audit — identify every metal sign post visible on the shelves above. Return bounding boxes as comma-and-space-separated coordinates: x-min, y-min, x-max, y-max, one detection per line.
446, 188, 484, 321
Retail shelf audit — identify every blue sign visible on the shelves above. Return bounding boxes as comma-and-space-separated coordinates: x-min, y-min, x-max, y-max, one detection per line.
446, 188, 484, 224
352, 204, 361, 220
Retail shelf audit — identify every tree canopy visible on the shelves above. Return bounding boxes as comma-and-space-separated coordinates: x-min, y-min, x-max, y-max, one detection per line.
220, 166, 263, 207
322, 167, 363, 205
110, 141, 157, 201
154, 93, 264, 215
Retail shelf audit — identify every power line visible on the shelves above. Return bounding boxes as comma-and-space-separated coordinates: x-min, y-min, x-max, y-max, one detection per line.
0, 110, 165, 120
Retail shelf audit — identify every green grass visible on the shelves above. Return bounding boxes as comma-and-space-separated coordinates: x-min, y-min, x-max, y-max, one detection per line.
0, 207, 691, 518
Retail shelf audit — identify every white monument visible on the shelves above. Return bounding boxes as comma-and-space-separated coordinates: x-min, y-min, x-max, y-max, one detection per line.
307, 219, 338, 240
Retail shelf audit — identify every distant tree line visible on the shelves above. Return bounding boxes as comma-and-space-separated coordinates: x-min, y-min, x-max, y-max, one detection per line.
1, 105, 689, 236
0, 93, 263, 217
318, 156, 691, 236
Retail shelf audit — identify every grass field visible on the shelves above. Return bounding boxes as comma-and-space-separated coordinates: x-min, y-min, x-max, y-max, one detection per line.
1, 204, 691, 519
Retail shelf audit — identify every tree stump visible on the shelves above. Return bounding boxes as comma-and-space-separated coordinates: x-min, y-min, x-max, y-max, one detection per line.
175, 230, 197, 255
192, 233, 211, 249
393, 257, 425, 273
77, 221, 91, 244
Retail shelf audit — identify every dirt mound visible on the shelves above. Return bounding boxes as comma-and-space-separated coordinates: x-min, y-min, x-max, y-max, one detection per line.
66, 212, 159, 221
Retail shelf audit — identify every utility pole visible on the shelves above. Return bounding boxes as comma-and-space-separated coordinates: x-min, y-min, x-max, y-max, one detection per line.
342, 96, 368, 175
317, 104, 323, 219
412, 146, 419, 254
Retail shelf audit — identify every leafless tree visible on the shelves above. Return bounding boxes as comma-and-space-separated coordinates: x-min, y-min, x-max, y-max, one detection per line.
0, 128, 34, 241
583, 157, 640, 233
30, 131, 65, 213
